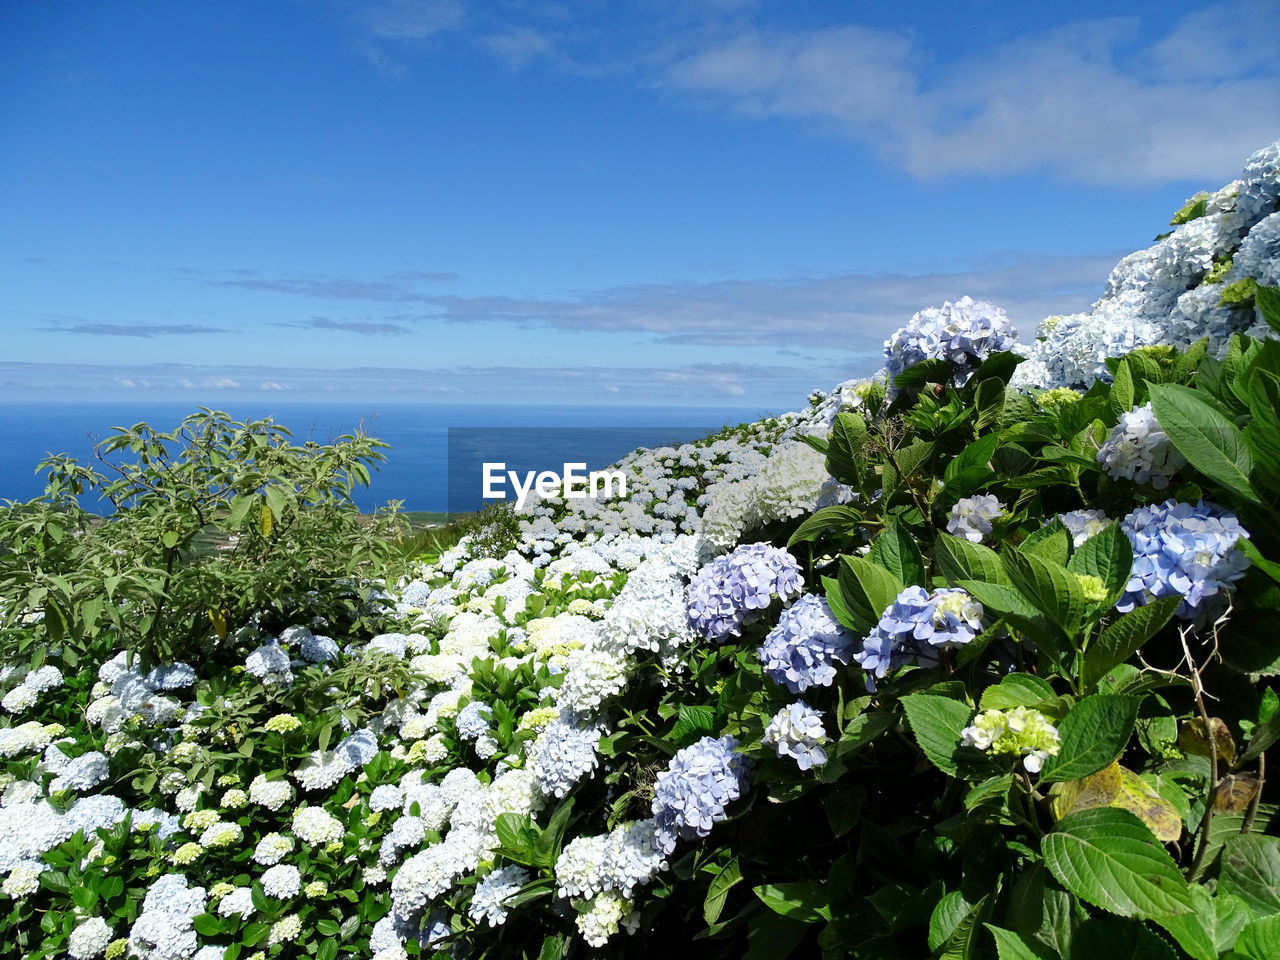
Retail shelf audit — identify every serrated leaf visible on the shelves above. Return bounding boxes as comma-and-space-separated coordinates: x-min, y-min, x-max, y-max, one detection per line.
936, 533, 1008, 586
980, 673, 1057, 711
985, 925, 1044, 960
1234, 913, 1280, 960
1110, 360, 1136, 421
1003, 550, 1086, 632
826, 411, 868, 485
838, 555, 905, 634
1067, 522, 1132, 605
1255, 284, 1280, 336
1049, 761, 1182, 841
1220, 833, 1280, 917
1040, 695, 1140, 783
1042, 808, 1195, 919
1083, 597, 1180, 691
1149, 382, 1259, 504
869, 520, 927, 588
901, 694, 972, 777
787, 505, 863, 547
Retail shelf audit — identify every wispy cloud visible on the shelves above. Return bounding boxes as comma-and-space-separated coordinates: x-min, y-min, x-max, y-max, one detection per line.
664, 1, 1280, 185
425, 252, 1118, 353
177, 267, 457, 301
38, 319, 226, 338
293, 317, 411, 336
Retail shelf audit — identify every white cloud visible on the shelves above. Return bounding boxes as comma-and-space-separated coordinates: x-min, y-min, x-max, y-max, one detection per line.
176, 378, 195, 388
664, 1, 1280, 185
259, 381, 290, 390
204, 377, 240, 389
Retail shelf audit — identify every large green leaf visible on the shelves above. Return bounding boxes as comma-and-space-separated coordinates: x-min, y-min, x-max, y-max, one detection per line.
902, 694, 972, 777
1067, 522, 1133, 605
1220, 834, 1280, 917
1254, 284, 1280, 337
704, 858, 742, 925
1234, 914, 1280, 960
985, 925, 1048, 960
1154, 884, 1244, 960
788, 505, 863, 547
1082, 597, 1180, 691
1040, 695, 1140, 783
979, 673, 1057, 711
826, 411, 868, 485
1067, 917, 1176, 959
1148, 382, 1259, 504
1042, 808, 1195, 918
838, 555, 905, 633
936, 533, 1008, 586
753, 881, 831, 923
1003, 550, 1086, 632
869, 519, 927, 588
943, 432, 1002, 501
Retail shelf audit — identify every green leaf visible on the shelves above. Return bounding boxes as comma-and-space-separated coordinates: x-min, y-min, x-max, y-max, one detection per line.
821, 576, 860, 633
826, 412, 868, 485
263, 485, 288, 522
1242, 706, 1280, 764
1220, 834, 1280, 917
869, 519, 927, 588
943, 432, 1002, 500
316, 940, 339, 960
1022, 519, 1071, 567
901, 694, 972, 777
894, 357, 953, 390
673, 704, 718, 744
1068, 917, 1177, 959
936, 533, 1008, 586
704, 858, 742, 926
1148, 382, 1258, 504
1153, 884, 1228, 960
1234, 914, 1280, 960
980, 673, 1056, 711
1255, 284, 1280, 336
1082, 597, 1180, 691
1067, 522, 1133, 605
1003, 550, 1086, 632
1040, 695, 1140, 783
837, 555, 905, 634
985, 925, 1045, 960
974, 378, 1006, 431
787, 505, 862, 547
958, 579, 1064, 652
753, 881, 831, 923
1110, 359, 1136, 421
1042, 807, 1195, 918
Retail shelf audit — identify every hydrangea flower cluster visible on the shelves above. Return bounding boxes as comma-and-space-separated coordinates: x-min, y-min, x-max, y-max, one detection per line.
469, 866, 530, 927
1119, 500, 1251, 618
685, 543, 804, 643
884, 297, 1017, 388
947, 494, 1003, 543
1096, 403, 1187, 489
1059, 508, 1111, 548
853, 587, 984, 687
758, 594, 856, 693
526, 716, 602, 798
651, 735, 752, 854
961, 706, 1061, 773
762, 702, 828, 770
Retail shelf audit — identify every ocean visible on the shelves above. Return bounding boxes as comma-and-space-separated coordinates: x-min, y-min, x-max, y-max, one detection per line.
0, 402, 773, 513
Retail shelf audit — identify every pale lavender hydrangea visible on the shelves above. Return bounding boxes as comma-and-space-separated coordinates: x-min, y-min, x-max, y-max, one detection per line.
758, 594, 856, 693
853, 586, 984, 687
527, 717, 602, 798
762, 702, 828, 770
947, 494, 1003, 543
245, 642, 293, 686
1096, 403, 1186, 490
1119, 500, 1251, 618
651, 735, 751, 854
884, 297, 1017, 387
685, 543, 804, 643
1059, 509, 1111, 548
455, 701, 493, 741
145, 664, 196, 690
468, 865, 530, 927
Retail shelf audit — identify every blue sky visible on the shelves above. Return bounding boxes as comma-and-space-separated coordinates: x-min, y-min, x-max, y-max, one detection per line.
3, 0, 1278, 407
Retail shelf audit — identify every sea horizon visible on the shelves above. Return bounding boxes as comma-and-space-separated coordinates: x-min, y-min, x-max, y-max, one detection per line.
0, 401, 777, 513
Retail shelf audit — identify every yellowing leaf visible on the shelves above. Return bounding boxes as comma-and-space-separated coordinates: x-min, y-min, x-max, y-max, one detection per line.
1049, 761, 1182, 841
1214, 775, 1262, 814
1180, 717, 1237, 765
208, 608, 228, 639
259, 502, 274, 537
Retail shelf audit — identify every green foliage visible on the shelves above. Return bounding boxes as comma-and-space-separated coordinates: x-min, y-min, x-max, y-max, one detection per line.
0, 409, 402, 669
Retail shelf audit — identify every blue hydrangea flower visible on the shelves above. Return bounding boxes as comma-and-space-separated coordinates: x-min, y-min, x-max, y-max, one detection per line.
527, 716, 602, 798
1097, 403, 1186, 490
758, 594, 856, 693
245, 642, 292, 686
947, 495, 1003, 543
852, 586, 984, 687
468, 866, 530, 927
762, 702, 828, 770
651, 735, 751, 854
146, 663, 196, 690
300, 632, 340, 664
333, 729, 378, 768
884, 297, 1017, 389
686, 543, 804, 643
1119, 499, 1251, 618
455, 700, 493, 741
65, 794, 128, 834
1058, 509, 1111, 548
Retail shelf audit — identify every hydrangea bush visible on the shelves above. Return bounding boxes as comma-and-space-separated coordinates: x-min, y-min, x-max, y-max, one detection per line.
1, 142, 1280, 960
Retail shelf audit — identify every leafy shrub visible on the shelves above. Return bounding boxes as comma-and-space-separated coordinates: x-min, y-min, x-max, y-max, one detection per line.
0, 409, 402, 670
